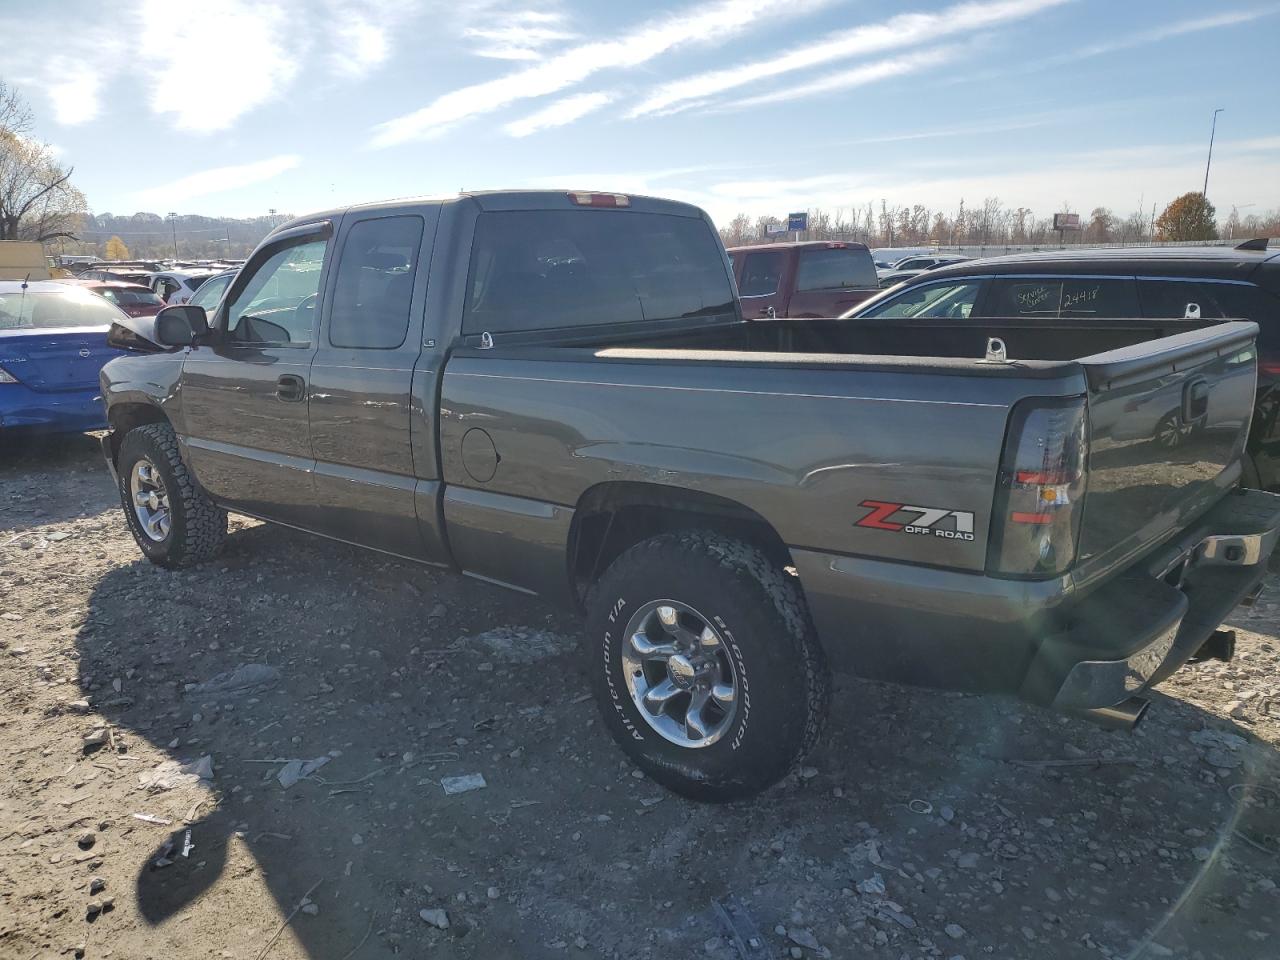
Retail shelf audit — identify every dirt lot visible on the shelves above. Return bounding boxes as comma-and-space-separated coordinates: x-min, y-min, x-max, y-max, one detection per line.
2, 434, 1279, 960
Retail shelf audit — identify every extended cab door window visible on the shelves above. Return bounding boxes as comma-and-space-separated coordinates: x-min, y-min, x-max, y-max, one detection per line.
226, 239, 327, 347
858, 280, 983, 319
327, 216, 423, 349
738, 251, 783, 297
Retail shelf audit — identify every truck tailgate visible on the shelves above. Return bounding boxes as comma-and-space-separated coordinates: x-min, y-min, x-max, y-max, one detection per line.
1074, 321, 1258, 584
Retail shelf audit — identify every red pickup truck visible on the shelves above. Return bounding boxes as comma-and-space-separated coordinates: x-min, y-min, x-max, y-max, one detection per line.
727, 240, 880, 318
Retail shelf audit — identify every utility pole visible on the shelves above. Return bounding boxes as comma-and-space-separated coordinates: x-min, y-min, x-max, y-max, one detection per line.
167, 212, 179, 259
1202, 108, 1224, 198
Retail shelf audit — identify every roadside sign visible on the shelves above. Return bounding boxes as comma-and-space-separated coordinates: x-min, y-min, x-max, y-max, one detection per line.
787, 212, 808, 232
1052, 213, 1081, 231
765, 223, 787, 236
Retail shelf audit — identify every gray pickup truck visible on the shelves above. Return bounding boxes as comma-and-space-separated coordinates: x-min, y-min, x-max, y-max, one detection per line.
99, 190, 1280, 801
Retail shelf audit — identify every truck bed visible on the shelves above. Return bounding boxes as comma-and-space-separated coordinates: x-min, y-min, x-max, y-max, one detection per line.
511, 314, 1219, 364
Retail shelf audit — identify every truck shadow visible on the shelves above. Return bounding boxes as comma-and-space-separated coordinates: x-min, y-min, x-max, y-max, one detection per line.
71, 517, 1280, 958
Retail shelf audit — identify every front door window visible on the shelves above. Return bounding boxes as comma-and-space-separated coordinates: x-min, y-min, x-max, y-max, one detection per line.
225, 239, 327, 347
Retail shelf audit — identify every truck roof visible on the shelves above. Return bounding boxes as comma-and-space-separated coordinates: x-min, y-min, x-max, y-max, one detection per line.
726, 240, 871, 253
915, 242, 1280, 288
278, 190, 710, 233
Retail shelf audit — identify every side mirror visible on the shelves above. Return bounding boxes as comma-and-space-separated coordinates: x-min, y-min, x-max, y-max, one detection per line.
155, 304, 210, 347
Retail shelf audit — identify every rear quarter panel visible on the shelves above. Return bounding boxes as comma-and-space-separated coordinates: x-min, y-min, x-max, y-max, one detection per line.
438, 353, 1087, 577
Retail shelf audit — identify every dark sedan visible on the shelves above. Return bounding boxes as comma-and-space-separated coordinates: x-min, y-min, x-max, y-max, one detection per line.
842, 239, 1280, 486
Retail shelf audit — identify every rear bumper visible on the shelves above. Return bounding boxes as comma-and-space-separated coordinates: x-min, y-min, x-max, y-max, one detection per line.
793, 488, 1280, 710
1026, 488, 1280, 710
0, 385, 106, 434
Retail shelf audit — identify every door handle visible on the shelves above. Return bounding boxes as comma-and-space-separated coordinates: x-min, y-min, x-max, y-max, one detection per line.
276, 374, 306, 402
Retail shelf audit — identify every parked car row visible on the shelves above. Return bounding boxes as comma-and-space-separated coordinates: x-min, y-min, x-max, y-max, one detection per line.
0, 265, 238, 435
875, 253, 970, 286
74, 260, 240, 305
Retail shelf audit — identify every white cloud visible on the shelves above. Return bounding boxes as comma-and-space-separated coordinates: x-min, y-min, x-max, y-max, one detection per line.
134, 155, 302, 208
729, 45, 961, 109
1067, 8, 1276, 60
504, 92, 614, 137
628, 0, 1071, 118
139, 0, 302, 132
331, 17, 391, 78
45, 60, 104, 126
370, 0, 816, 147
465, 10, 578, 60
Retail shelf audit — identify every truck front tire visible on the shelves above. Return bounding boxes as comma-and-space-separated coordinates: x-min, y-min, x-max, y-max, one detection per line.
117, 423, 227, 568
585, 530, 829, 802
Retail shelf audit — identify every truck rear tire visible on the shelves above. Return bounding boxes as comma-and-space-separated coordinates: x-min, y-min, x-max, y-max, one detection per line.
117, 422, 226, 568
584, 530, 829, 802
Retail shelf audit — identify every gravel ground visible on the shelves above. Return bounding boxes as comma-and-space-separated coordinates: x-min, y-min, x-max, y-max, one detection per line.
2, 433, 1279, 960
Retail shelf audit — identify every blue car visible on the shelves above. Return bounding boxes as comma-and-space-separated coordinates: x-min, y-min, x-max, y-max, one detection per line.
0, 280, 128, 435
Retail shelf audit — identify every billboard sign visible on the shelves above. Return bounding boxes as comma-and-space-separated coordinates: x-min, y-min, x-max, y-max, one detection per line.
765, 223, 787, 236
1052, 213, 1081, 231
787, 212, 808, 232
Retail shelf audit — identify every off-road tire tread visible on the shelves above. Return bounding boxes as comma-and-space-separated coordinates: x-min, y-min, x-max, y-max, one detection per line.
585, 529, 830, 799
119, 422, 226, 568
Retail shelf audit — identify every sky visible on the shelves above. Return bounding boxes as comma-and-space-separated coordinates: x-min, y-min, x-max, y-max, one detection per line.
3, 0, 1278, 228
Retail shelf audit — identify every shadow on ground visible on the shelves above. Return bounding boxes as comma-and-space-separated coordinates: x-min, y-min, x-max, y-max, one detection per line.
9, 435, 1270, 959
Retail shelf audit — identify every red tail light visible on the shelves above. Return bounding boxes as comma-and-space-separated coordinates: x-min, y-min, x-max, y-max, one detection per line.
567, 192, 631, 208
988, 397, 1088, 578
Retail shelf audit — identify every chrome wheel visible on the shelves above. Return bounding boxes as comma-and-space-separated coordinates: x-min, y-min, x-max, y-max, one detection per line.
622, 600, 738, 749
129, 458, 171, 542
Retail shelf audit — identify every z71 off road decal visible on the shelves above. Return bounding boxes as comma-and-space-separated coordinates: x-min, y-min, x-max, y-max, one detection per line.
855, 500, 976, 541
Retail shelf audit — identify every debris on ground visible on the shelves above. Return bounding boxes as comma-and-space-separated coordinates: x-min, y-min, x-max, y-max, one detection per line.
184, 663, 282, 697
276, 756, 331, 789
467, 626, 573, 663
419, 908, 449, 929
441, 773, 486, 795
138, 755, 214, 791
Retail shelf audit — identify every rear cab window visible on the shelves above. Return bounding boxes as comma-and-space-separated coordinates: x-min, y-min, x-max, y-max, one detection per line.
463, 209, 734, 335
794, 246, 877, 291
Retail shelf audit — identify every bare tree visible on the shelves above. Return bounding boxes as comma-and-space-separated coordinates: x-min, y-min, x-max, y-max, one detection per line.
719, 212, 754, 247
0, 80, 86, 242
0, 80, 34, 137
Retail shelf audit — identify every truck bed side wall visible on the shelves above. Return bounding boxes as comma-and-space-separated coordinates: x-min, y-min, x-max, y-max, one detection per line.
436, 352, 1087, 671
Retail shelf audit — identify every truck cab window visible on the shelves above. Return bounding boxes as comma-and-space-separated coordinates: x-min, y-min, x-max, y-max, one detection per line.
328, 216, 423, 349
463, 210, 733, 335
226, 239, 327, 346
738, 251, 783, 297
795, 247, 877, 291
